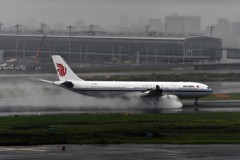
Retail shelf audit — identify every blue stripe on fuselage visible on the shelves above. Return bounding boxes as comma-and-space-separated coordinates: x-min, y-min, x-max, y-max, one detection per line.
72, 89, 213, 93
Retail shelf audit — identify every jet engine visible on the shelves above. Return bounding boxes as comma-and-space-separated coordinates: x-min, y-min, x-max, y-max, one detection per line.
60, 81, 74, 88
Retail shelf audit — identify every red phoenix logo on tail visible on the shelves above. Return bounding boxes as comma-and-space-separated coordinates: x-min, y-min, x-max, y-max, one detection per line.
57, 63, 67, 77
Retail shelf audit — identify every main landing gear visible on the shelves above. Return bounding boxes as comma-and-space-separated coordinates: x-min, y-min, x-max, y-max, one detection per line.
194, 98, 199, 112
194, 98, 199, 106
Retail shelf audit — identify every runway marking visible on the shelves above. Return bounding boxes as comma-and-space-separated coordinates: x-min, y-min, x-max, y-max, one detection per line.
0, 147, 47, 152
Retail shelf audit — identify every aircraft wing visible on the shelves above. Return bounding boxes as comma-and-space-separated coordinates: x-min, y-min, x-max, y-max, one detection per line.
125, 85, 163, 98
39, 79, 54, 84
140, 85, 163, 97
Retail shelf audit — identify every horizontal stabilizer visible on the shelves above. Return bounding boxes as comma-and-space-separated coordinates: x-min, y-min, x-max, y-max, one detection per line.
39, 79, 54, 84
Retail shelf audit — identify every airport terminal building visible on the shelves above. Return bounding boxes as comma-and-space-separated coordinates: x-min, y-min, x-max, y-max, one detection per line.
0, 34, 222, 65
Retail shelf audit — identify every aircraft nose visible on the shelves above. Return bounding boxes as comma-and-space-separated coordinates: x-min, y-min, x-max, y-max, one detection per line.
207, 86, 213, 94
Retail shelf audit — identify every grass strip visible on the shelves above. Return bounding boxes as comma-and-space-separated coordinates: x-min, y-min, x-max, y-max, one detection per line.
201, 93, 240, 100
1, 113, 240, 145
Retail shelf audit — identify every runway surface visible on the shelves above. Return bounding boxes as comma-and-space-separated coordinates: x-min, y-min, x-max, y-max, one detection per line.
0, 100, 240, 116
0, 144, 240, 160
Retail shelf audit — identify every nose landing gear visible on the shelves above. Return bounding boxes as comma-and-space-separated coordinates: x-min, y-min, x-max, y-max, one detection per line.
194, 98, 199, 111
194, 98, 199, 106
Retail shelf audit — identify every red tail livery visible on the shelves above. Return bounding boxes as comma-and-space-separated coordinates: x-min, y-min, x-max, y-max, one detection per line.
57, 63, 67, 77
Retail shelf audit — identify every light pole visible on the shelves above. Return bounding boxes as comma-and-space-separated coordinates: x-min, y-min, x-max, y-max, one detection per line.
15, 24, 20, 61
146, 46, 149, 64
90, 24, 95, 33
49, 44, 52, 56
154, 49, 157, 65
67, 25, 73, 64
40, 23, 46, 34
23, 43, 26, 59
0, 23, 3, 32
112, 46, 114, 63
118, 46, 122, 63
136, 51, 140, 64
85, 45, 88, 62
209, 25, 215, 36
79, 45, 82, 63
146, 25, 150, 35
53, 44, 57, 54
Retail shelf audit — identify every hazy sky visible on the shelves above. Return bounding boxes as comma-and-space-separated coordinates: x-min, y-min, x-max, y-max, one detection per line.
0, 0, 240, 28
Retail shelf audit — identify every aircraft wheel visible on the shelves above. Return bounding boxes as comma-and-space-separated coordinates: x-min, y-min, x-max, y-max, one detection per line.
194, 98, 199, 106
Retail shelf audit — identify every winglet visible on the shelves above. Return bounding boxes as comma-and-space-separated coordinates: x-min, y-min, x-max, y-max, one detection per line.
52, 55, 84, 81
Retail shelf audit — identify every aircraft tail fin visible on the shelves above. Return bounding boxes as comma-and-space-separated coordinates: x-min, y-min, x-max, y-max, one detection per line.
52, 55, 84, 81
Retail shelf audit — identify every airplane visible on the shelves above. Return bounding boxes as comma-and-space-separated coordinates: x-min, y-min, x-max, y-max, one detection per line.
41, 55, 213, 106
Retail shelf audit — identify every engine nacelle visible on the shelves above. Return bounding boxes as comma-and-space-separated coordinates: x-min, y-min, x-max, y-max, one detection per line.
60, 81, 74, 88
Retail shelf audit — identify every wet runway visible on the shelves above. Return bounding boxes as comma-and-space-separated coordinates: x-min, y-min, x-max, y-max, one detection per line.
0, 100, 240, 116
0, 144, 240, 160
183, 100, 240, 112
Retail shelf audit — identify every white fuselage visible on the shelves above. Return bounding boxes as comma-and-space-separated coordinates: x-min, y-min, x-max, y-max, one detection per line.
53, 81, 213, 99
